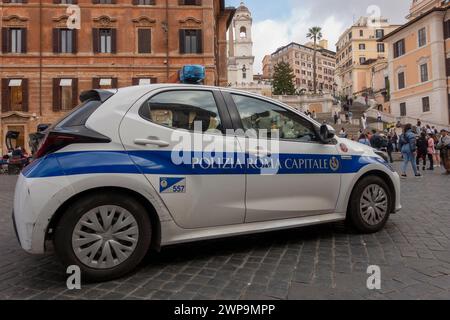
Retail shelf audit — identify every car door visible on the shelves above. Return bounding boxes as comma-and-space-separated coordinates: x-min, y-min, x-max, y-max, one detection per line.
119, 88, 246, 229
223, 91, 341, 223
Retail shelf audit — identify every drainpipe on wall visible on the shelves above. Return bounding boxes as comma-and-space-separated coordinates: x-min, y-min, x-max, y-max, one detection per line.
39, 0, 43, 117
164, 0, 169, 82
444, 9, 450, 126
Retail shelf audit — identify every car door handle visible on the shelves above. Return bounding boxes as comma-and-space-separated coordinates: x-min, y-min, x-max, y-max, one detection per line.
134, 138, 170, 148
248, 148, 272, 157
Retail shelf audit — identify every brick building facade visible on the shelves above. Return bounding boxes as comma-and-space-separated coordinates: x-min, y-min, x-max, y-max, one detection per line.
0, 0, 235, 153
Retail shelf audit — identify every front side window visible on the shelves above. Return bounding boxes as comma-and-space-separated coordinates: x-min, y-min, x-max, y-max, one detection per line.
10, 28, 25, 53
231, 94, 319, 142
140, 90, 222, 133
400, 102, 406, 116
377, 43, 385, 53
375, 29, 384, 39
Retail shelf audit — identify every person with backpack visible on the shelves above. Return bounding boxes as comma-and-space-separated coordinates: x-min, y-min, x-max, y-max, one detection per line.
399, 124, 421, 178
416, 132, 428, 172
427, 134, 435, 171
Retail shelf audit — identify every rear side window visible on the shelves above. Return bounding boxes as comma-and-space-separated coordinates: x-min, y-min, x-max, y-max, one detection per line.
55, 100, 102, 128
139, 90, 223, 133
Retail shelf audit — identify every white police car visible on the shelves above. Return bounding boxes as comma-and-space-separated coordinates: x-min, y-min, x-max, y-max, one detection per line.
13, 85, 401, 282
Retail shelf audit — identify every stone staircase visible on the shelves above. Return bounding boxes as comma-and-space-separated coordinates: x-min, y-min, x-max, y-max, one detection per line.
316, 102, 382, 139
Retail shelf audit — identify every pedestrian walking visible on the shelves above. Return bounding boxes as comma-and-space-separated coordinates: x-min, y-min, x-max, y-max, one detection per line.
416, 132, 428, 171
361, 114, 367, 130
339, 128, 348, 139
377, 111, 382, 123
387, 134, 395, 163
427, 134, 435, 170
333, 112, 339, 125
392, 132, 399, 152
437, 129, 450, 174
358, 133, 371, 146
399, 124, 421, 178
348, 111, 353, 123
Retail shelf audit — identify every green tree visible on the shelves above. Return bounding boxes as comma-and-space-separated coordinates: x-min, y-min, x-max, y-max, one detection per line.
272, 61, 296, 95
307, 26, 323, 94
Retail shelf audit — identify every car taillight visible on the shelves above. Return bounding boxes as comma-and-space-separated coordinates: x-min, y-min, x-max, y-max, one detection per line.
34, 127, 111, 159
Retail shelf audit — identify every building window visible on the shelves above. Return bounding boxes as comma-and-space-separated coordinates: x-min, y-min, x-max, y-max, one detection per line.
1, 28, 27, 54
400, 102, 406, 116
422, 97, 430, 113
133, 0, 155, 4
446, 58, 450, 77
137, 29, 151, 53
93, 0, 114, 4
132, 77, 157, 86
420, 63, 428, 82
359, 57, 366, 64
179, 0, 202, 5
359, 43, 366, 50
57, 0, 77, 3
53, 29, 77, 54
393, 39, 405, 58
377, 43, 385, 53
239, 26, 247, 38
359, 30, 363, 37
418, 27, 427, 47
398, 72, 405, 89
1, 79, 28, 113
375, 29, 384, 39
179, 29, 202, 54
52, 78, 78, 111
444, 20, 450, 39
93, 78, 118, 89
93, 28, 116, 53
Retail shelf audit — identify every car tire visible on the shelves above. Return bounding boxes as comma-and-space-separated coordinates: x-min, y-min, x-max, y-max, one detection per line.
54, 192, 152, 283
347, 175, 391, 234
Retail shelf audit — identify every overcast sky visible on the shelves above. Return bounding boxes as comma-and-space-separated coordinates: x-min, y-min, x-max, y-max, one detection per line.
226, 0, 411, 73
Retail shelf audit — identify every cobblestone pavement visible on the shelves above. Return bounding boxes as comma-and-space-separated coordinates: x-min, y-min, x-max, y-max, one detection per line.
1, 166, 450, 300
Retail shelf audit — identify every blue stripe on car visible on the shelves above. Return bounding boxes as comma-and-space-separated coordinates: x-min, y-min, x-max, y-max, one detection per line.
22, 151, 385, 178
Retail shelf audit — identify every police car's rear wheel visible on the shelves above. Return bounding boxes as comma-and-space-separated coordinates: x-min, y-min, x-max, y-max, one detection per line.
347, 176, 391, 233
54, 193, 151, 282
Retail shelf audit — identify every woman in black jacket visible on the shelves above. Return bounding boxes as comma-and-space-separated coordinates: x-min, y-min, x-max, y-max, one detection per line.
416, 132, 428, 171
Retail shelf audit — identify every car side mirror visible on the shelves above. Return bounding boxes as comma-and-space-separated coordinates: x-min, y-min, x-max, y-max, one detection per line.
319, 124, 335, 143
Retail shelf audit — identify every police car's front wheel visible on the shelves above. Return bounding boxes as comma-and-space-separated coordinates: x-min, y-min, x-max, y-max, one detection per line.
347, 176, 391, 233
54, 193, 152, 282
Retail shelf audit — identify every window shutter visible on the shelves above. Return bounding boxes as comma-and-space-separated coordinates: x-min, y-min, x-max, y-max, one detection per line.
132, 78, 139, 86
178, 0, 183, 5
196, 0, 201, 5
92, 0, 99, 4
132, 0, 139, 4
92, 28, 99, 53
52, 79, 61, 112
21, 29, 27, 53
1, 28, 8, 53
150, 77, 158, 84
72, 78, 78, 108
3, 0, 11, 3
22, 79, 29, 112
72, 29, 78, 53
111, 29, 117, 53
53, 0, 60, 4
111, 0, 117, 3
92, 77, 100, 89
1, 79, 11, 112
22, 0, 28, 3
52, 29, 60, 53
138, 29, 151, 53
179, 29, 185, 54
112, 78, 118, 88
196, 29, 203, 54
